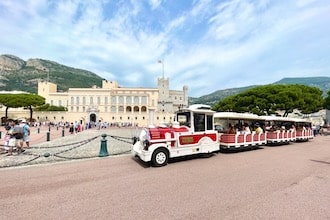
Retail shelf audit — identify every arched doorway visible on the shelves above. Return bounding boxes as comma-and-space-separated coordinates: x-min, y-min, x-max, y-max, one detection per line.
90, 113, 96, 123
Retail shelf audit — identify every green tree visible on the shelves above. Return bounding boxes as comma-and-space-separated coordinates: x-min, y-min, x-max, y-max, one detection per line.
0, 93, 45, 122
212, 84, 324, 116
35, 103, 67, 111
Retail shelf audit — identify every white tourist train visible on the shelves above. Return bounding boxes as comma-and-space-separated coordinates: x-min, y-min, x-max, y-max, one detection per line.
132, 105, 314, 166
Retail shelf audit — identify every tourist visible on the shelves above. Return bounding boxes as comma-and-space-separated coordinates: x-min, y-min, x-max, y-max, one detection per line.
69, 122, 74, 134
19, 119, 31, 149
228, 123, 236, 134
7, 120, 23, 155
242, 123, 251, 134
3, 125, 11, 153
255, 124, 263, 134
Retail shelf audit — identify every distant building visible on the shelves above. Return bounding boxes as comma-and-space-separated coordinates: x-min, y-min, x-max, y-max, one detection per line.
326, 109, 330, 126
37, 77, 188, 127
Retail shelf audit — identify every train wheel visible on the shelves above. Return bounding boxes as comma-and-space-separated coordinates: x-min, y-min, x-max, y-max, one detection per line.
151, 148, 168, 167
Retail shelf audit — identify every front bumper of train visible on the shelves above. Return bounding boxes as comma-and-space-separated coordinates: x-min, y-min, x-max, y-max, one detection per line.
132, 141, 152, 162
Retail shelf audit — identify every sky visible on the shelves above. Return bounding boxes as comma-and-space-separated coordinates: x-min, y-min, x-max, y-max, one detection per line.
0, 0, 329, 97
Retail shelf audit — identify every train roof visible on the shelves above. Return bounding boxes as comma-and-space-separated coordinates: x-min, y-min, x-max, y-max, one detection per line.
259, 115, 311, 123
214, 113, 312, 123
178, 104, 215, 114
214, 112, 261, 120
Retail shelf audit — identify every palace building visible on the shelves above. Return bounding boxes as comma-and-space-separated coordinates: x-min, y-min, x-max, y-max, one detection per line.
37, 77, 188, 127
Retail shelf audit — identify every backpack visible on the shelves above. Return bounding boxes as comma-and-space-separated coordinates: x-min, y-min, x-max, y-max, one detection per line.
23, 124, 30, 135
14, 126, 24, 139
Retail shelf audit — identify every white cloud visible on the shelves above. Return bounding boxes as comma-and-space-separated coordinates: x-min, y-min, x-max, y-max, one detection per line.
0, 0, 329, 97
149, 0, 162, 10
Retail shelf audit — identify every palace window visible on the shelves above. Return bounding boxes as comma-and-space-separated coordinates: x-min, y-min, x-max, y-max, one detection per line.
141, 96, 147, 104
134, 96, 139, 104
119, 96, 124, 104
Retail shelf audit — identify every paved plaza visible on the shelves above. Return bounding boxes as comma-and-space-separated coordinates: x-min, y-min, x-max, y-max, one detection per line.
0, 126, 138, 168
0, 134, 329, 219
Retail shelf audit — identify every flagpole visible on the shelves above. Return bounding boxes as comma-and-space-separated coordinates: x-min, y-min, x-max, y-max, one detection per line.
158, 59, 164, 78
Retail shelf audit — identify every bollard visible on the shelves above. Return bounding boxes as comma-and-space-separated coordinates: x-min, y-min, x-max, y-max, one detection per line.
0, 131, 1, 139
99, 134, 109, 157
57, 126, 59, 131
47, 131, 50, 141
38, 127, 40, 134
62, 128, 65, 137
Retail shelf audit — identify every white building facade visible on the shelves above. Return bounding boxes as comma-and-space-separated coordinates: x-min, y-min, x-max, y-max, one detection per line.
37, 78, 188, 127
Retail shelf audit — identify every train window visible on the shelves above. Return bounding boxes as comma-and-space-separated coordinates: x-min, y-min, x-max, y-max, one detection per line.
207, 115, 213, 130
177, 112, 191, 127
194, 113, 205, 132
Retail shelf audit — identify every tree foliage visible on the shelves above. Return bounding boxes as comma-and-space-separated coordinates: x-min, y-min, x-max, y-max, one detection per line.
0, 93, 45, 121
212, 84, 324, 116
34, 103, 67, 111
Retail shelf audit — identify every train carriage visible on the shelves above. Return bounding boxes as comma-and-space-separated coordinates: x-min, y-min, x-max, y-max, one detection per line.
214, 112, 266, 150
260, 115, 297, 145
293, 118, 314, 141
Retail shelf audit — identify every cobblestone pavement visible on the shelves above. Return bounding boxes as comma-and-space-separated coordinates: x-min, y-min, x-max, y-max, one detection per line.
0, 126, 140, 168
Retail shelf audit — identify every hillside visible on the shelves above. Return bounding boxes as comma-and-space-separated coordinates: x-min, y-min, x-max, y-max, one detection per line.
0, 54, 103, 93
273, 77, 330, 89
189, 85, 256, 106
190, 76, 330, 106
1, 55, 329, 106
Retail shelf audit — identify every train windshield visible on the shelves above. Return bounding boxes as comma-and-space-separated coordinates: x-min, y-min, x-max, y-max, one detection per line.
176, 111, 191, 127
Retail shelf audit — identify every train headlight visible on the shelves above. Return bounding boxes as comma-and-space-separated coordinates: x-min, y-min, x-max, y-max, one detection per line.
132, 136, 138, 145
139, 128, 150, 150
143, 140, 150, 150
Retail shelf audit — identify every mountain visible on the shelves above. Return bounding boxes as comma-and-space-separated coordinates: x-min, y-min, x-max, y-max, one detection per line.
1, 55, 329, 106
189, 85, 256, 106
273, 77, 330, 90
189, 76, 330, 106
0, 54, 102, 93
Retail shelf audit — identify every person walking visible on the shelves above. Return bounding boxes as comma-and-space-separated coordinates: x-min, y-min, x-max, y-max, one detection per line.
3, 125, 11, 154
19, 119, 31, 149
7, 120, 23, 155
